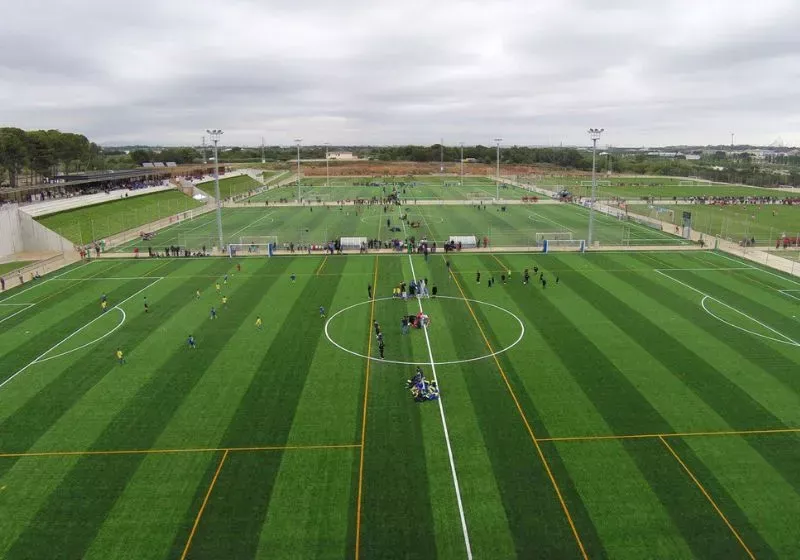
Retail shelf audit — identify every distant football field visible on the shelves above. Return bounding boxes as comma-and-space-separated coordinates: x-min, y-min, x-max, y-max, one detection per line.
1, 250, 799, 558
111, 203, 687, 253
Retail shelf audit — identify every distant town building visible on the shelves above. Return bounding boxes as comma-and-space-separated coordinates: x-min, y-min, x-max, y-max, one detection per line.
327, 151, 358, 160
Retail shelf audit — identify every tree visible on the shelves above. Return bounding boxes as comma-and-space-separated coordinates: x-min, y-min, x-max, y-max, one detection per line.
0, 127, 29, 187
129, 149, 152, 165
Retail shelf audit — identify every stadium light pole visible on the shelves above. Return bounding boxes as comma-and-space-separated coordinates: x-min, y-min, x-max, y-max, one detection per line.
206, 129, 224, 252
459, 142, 464, 186
294, 138, 302, 201
494, 138, 503, 200
324, 142, 330, 188
588, 128, 604, 248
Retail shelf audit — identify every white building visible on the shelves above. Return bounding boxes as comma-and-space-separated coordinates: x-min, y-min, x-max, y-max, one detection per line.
327, 151, 358, 160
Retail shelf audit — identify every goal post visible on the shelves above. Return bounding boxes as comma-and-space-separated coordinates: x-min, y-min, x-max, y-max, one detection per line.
228, 242, 274, 257
239, 235, 278, 247
543, 239, 586, 253
535, 232, 573, 242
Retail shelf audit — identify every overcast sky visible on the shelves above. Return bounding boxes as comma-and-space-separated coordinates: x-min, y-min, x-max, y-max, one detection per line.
1, 0, 798, 147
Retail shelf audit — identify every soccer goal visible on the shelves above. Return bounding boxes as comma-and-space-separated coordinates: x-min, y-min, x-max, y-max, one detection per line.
543, 239, 586, 253
535, 232, 573, 242
229, 243, 274, 256
340, 236, 368, 250
448, 235, 478, 248
239, 235, 278, 247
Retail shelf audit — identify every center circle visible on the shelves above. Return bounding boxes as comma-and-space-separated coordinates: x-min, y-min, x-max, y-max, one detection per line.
324, 295, 525, 365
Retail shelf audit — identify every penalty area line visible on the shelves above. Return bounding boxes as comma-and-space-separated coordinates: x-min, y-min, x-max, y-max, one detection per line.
0, 276, 164, 392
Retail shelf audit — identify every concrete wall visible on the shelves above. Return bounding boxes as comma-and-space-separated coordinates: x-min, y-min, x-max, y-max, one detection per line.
0, 205, 25, 257
17, 209, 75, 254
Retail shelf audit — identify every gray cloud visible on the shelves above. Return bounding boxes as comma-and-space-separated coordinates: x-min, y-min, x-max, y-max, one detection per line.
0, 0, 798, 147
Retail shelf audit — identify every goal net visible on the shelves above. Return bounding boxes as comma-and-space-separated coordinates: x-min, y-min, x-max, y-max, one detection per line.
340, 236, 368, 250
580, 180, 611, 187
448, 235, 478, 248
535, 231, 573, 242
543, 239, 586, 253
239, 236, 278, 247
228, 243, 274, 257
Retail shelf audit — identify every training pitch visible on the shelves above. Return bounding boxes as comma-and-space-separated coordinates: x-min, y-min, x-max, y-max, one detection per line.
1, 248, 799, 558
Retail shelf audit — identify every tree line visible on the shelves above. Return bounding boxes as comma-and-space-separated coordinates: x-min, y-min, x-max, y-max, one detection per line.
0, 128, 102, 188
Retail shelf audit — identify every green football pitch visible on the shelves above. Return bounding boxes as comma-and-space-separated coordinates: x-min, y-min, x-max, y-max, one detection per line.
526, 176, 790, 200
110, 203, 687, 253
246, 176, 529, 202
1, 249, 799, 558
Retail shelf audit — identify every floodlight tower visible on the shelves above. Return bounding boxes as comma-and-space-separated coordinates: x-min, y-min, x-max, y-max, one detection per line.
459, 142, 464, 185
294, 138, 302, 201
324, 142, 330, 188
587, 128, 604, 248
440, 138, 444, 173
202, 136, 207, 164
206, 129, 224, 251
261, 137, 266, 164
494, 138, 503, 200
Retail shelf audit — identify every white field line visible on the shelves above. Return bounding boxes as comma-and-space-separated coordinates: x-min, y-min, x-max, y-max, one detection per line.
47, 277, 165, 281
37, 307, 127, 363
527, 211, 574, 233
0, 260, 95, 303
778, 290, 800, 302
228, 211, 276, 241
0, 303, 36, 323
713, 251, 800, 288
654, 269, 799, 347
0, 303, 36, 324
0, 276, 164, 391
403, 222, 473, 559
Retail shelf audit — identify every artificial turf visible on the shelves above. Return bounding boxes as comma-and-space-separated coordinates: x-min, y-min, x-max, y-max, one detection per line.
35, 191, 203, 245
0, 247, 798, 558
110, 202, 686, 254
0, 261, 33, 276
197, 175, 261, 199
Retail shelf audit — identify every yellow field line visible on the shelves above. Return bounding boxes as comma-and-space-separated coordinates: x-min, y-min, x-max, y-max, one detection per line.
448, 265, 589, 560
355, 254, 379, 560
659, 436, 756, 559
490, 254, 507, 271
316, 255, 329, 276
537, 426, 800, 443
0, 443, 360, 459
181, 449, 229, 560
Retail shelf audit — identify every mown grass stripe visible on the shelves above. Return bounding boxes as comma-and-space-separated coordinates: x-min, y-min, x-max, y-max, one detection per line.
452, 255, 601, 558
357, 255, 438, 559
354, 255, 379, 560
179, 258, 345, 559
4, 259, 278, 560
491, 255, 753, 558
591, 254, 800, 496
659, 437, 757, 559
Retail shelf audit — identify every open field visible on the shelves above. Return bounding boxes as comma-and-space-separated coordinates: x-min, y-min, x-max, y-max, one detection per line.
0, 251, 799, 558
526, 176, 791, 200
36, 191, 203, 245
110, 203, 686, 253
246, 176, 529, 202
197, 175, 261, 199
632, 203, 800, 245
0, 261, 33, 276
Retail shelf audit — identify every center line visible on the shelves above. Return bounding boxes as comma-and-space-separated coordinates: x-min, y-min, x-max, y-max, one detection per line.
403, 222, 473, 559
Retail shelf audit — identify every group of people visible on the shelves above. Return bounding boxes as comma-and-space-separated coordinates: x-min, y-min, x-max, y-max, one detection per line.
406, 367, 440, 402
392, 278, 437, 299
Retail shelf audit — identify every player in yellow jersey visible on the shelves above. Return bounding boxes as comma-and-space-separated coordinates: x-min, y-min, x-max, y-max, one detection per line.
195, 289, 201, 300
255, 316, 262, 330
222, 295, 228, 307
215, 282, 221, 293
101, 300, 108, 312
116, 348, 125, 364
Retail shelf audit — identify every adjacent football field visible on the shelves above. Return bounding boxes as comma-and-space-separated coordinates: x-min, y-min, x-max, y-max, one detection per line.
111, 203, 686, 253
1, 249, 799, 558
